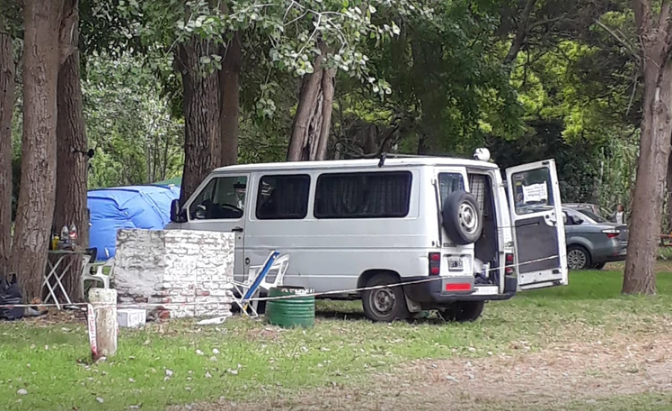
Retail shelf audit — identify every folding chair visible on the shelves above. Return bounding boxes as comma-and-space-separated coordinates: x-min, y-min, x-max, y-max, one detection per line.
246, 253, 290, 313
231, 251, 289, 317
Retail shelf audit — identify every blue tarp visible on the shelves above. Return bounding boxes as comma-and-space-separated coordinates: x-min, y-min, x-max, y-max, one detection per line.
87, 185, 181, 260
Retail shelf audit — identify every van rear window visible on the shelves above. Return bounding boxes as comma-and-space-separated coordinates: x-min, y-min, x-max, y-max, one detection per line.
314, 171, 412, 219
438, 173, 465, 204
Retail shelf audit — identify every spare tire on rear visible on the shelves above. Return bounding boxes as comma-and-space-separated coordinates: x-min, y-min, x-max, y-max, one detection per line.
442, 191, 482, 245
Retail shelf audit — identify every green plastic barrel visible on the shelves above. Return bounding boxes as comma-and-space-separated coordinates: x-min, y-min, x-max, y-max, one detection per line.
265, 286, 315, 329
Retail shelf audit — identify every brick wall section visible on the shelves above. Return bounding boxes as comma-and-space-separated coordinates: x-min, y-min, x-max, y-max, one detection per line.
115, 229, 234, 319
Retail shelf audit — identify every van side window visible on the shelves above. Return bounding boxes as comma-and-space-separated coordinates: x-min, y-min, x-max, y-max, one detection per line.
256, 174, 311, 220
189, 176, 247, 220
314, 171, 412, 219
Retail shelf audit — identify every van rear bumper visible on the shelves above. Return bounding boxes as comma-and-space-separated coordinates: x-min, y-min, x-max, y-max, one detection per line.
402, 275, 516, 304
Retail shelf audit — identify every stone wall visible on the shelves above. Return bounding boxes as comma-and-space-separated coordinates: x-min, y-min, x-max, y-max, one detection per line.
114, 229, 234, 319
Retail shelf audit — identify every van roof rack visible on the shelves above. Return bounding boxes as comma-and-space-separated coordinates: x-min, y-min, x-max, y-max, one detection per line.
378, 152, 454, 167
378, 153, 430, 167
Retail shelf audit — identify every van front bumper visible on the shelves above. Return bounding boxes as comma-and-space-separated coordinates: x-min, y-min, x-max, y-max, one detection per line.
402, 275, 516, 304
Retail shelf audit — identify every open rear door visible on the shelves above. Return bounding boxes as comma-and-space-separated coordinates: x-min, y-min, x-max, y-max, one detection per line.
506, 159, 568, 290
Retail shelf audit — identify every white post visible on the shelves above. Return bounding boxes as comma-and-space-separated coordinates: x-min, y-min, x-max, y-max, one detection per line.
88, 288, 117, 359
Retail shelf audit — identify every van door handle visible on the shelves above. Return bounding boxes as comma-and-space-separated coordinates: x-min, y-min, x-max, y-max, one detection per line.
232, 227, 244, 233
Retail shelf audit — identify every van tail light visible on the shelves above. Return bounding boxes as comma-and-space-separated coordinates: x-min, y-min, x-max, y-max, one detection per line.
505, 253, 514, 275
428, 252, 441, 276
602, 228, 620, 239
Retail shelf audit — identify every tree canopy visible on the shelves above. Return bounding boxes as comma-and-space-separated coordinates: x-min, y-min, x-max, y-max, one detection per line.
1, 0, 668, 297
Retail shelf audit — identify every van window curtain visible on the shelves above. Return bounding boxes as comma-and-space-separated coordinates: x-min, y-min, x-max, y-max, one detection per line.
315, 172, 412, 218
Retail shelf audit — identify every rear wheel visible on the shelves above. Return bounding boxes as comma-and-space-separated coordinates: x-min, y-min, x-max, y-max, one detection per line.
567, 246, 591, 270
438, 301, 485, 322
361, 273, 410, 322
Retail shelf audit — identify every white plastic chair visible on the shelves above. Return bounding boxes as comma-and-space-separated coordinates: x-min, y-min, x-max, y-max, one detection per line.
231, 251, 290, 317
81, 255, 115, 299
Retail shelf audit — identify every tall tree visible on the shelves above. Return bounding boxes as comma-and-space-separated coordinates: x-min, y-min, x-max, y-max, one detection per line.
623, 0, 672, 294
116, 0, 223, 200
54, 0, 88, 300
177, 37, 220, 203
219, 33, 242, 166
0, 17, 14, 276
277, 2, 429, 161
498, 0, 616, 71
287, 41, 335, 161
12, 0, 65, 298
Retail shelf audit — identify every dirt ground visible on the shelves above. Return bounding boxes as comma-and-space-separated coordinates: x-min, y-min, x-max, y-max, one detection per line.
170, 332, 672, 411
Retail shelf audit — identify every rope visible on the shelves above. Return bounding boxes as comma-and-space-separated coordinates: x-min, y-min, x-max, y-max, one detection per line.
0, 255, 562, 310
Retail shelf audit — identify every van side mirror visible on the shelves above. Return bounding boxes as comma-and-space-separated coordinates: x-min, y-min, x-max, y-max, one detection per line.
170, 199, 185, 223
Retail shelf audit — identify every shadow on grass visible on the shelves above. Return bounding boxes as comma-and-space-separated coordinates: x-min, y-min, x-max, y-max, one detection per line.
314, 309, 451, 326
315, 309, 367, 320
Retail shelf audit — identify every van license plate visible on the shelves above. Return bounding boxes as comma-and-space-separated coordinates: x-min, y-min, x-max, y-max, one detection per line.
447, 257, 463, 271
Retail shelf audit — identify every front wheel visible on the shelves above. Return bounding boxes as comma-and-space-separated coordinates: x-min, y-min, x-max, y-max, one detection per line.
361, 273, 410, 322
438, 301, 485, 322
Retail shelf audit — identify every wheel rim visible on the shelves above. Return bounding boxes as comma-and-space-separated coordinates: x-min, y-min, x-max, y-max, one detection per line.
568, 249, 587, 269
458, 203, 478, 234
370, 288, 396, 316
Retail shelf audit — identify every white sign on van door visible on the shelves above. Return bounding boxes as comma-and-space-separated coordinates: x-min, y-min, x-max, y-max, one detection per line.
522, 183, 548, 203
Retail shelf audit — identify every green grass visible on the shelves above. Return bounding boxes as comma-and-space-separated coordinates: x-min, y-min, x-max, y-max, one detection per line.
1, 270, 672, 410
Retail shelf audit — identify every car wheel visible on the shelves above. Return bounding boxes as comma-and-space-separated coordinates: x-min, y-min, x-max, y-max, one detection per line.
442, 191, 483, 245
592, 262, 606, 270
361, 273, 410, 322
438, 301, 485, 322
567, 246, 591, 270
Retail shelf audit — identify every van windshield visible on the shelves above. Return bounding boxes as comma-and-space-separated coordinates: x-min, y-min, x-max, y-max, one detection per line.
189, 176, 247, 220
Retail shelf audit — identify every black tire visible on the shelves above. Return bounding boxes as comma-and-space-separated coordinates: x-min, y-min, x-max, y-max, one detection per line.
438, 301, 485, 322
567, 245, 591, 270
592, 262, 606, 270
442, 191, 483, 245
361, 273, 410, 322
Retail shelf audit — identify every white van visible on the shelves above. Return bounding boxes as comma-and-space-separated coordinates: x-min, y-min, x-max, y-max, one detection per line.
166, 151, 568, 322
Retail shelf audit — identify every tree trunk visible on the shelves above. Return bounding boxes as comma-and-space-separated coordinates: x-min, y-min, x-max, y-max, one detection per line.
178, 38, 220, 203
410, 39, 442, 155
12, 0, 64, 299
502, 0, 538, 67
363, 125, 379, 155
287, 49, 336, 162
219, 32, 241, 167
0, 26, 14, 276
54, 0, 87, 301
667, 151, 672, 233
622, 61, 672, 294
